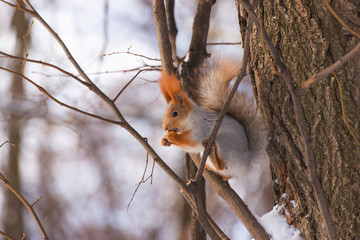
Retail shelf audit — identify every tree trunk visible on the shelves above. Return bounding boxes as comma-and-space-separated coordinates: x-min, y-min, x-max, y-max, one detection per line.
248, 0, 360, 239
4, 7, 29, 239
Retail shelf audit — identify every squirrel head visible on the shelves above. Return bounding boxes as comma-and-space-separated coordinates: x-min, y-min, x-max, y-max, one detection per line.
159, 72, 193, 133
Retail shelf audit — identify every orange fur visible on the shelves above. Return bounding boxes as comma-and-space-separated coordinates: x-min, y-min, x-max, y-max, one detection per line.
211, 143, 225, 170
159, 72, 182, 104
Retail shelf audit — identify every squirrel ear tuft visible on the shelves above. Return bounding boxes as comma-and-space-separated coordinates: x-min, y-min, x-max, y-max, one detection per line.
159, 71, 182, 104
159, 72, 172, 104
174, 94, 184, 107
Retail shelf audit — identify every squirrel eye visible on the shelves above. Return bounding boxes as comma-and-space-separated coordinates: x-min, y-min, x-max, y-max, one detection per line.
172, 111, 178, 117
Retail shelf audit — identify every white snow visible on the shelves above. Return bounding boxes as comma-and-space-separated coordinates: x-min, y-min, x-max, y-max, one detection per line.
255, 205, 303, 240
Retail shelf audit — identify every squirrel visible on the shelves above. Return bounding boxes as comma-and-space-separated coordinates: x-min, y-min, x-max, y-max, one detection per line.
159, 59, 273, 216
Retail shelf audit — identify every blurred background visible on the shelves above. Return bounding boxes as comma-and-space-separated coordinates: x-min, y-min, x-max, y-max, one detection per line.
0, 0, 251, 239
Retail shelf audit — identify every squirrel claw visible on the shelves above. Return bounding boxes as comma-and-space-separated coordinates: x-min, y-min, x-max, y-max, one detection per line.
161, 137, 172, 146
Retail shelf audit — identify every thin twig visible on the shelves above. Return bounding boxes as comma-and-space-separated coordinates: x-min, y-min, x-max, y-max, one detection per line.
0, 230, 16, 240
104, 51, 161, 61
20, 233, 26, 240
21, 0, 93, 85
0, 51, 89, 87
296, 42, 360, 95
31, 196, 43, 207
21, 20, 33, 74
0, 66, 123, 126
127, 139, 152, 211
322, 0, 360, 39
333, 73, 360, 147
113, 70, 145, 102
0, 140, 15, 148
0, 172, 49, 240
238, 0, 338, 239
0, 0, 34, 15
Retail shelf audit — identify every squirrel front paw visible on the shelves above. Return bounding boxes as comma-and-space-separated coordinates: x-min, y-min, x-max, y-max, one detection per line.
161, 137, 172, 146
161, 132, 178, 146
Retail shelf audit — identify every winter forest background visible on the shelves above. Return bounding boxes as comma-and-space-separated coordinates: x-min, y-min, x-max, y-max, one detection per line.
0, 0, 251, 239
1, 0, 359, 239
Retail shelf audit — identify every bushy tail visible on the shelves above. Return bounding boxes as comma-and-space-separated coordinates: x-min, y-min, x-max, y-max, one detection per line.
196, 59, 267, 154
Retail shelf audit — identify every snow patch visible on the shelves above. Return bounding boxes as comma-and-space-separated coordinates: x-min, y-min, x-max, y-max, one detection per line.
255, 205, 302, 240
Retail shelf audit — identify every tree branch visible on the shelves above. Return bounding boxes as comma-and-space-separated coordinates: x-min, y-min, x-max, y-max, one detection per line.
188, 181, 221, 240
165, 0, 178, 67
152, 0, 175, 74
0, 66, 123, 126
0, 230, 16, 240
186, 0, 215, 68
0, 51, 89, 87
322, 0, 360, 39
191, 154, 269, 240
296, 42, 360, 95
0, 172, 49, 240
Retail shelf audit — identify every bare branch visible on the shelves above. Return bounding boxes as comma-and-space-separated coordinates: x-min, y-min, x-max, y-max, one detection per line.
322, 0, 360, 39
113, 70, 145, 102
191, 154, 269, 240
104, 50, 161, 61
183, 0, 215, 72
0, 140, 15, 148
333, 73, 360, 147
0, 172, 49, 240
152, 0, 175, 74
31, 196, 43, 207
238, 0, 338, 239
127, 139, 154, 211
0, 66, 123, 126
21, 0, 93, 85
188, 181, 221, 240
0, 230, 16, 240
296, 42, 360, 95
0, 0, 35, 15
165, 0, 178, 67
0, 51, 90, 86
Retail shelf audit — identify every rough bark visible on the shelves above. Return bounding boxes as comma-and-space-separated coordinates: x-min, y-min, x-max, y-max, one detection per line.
248, 0, 360, 239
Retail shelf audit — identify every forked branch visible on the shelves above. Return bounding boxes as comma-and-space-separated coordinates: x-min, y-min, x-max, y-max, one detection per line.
0, 173, 49, 240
